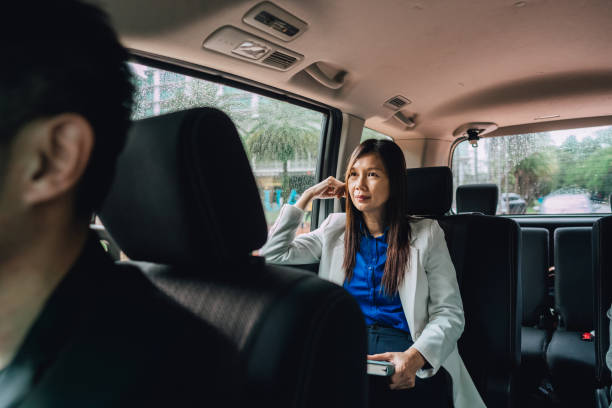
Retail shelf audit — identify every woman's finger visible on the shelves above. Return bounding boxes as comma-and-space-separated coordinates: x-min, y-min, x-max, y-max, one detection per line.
367, 352, 393, 361
324, 187, 338, 196
315, 185, 333, 197
318, 185, 344, 199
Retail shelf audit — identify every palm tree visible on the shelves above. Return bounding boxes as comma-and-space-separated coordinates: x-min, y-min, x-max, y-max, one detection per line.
511, 150, 558, 206
245, 100, 322, 200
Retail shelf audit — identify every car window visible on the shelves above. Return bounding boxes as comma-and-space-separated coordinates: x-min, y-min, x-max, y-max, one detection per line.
129, 62, 327, 234
361, 127, 393, 142
451, 125, 612, 215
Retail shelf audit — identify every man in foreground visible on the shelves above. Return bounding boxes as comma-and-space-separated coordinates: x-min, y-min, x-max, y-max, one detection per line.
0, 2, 237, 406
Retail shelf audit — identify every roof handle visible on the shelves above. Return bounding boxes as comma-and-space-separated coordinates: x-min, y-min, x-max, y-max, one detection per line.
304, 62, 347, 90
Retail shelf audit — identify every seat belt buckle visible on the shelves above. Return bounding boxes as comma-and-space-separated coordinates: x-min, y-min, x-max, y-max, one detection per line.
581, 331, 595, 341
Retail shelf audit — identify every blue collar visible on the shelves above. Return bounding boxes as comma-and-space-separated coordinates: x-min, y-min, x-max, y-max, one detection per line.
360, 221, 389, 239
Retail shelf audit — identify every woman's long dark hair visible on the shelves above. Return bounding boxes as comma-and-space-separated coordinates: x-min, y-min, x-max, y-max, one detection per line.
342, 139, 411, 295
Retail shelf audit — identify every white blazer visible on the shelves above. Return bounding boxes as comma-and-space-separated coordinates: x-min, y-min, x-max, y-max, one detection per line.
260, 205, 486, 408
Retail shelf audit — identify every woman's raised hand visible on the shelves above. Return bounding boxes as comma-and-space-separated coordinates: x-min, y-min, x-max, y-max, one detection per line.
309, 176, 346, 199
295, 176, 345, 210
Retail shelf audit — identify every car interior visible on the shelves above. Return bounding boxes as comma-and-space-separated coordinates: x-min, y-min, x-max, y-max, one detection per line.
86, 0, 612, 406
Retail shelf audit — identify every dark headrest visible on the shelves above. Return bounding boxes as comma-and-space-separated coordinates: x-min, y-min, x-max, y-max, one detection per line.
456, 184, 499, 215
100, 108, 268, 265
405, 166, 453, 216
554, 227, 593, 330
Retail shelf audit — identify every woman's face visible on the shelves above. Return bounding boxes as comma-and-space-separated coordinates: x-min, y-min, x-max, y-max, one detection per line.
347, 153, 390, 216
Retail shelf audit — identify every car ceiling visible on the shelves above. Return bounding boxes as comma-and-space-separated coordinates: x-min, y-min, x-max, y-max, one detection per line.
101, 0, 612, 141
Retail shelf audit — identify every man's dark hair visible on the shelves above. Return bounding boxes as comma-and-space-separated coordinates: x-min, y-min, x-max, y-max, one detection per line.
1, 1, 134, 217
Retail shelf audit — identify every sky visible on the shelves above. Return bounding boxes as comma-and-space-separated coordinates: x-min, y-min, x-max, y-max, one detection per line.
548, 125, 612, 146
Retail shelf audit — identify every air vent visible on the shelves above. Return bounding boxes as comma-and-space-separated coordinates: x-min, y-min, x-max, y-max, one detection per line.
203, 26, 303, 72
388, 98, 406, 108
262, 51, 297, 69
384, 95, 412, 110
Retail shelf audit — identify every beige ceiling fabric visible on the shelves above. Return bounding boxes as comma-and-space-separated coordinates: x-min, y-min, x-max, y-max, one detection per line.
102, 0, 612, 140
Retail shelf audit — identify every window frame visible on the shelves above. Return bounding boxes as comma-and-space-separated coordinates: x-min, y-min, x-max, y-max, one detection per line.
129, 51, 343, 229
448, 135, 467, 168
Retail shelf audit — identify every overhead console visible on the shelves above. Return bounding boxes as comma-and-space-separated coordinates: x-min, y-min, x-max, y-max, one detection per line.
242, 1, 308, 42
202, 2, 308, 72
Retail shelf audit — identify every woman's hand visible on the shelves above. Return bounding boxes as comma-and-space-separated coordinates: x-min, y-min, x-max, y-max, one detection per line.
294, 176, 345, 210
368, 347, 426, 390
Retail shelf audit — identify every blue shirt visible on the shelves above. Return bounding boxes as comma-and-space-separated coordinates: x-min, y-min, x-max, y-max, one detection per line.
343, 227, 411, 333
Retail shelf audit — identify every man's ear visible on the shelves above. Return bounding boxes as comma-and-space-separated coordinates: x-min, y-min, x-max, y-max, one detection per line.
22, 114, 94, 207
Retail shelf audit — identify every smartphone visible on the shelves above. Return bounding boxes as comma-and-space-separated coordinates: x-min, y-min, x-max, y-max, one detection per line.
367, 360, 395, 376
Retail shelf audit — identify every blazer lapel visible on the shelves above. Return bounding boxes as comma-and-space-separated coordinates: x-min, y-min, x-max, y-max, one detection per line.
328, 232, 346, 285
399, 246, 419, 337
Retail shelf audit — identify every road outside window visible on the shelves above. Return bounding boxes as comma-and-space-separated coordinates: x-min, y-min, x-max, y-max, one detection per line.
452, 126, 612, 215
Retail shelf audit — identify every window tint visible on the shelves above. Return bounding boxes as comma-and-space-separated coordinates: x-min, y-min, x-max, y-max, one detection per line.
92, 216, 129, 260
361, 127, 392, 142
130, 62, 327, 233
451, 126, 612, 215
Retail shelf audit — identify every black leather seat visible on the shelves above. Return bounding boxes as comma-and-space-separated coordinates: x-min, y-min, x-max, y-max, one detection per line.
547, 227, 596, 406
100, 108, 367, 408
456, 186, 551, 400
519, 228, 551, 396
405, 166, 521, 407
456, 183, 499, 215
593, 216, 612, 406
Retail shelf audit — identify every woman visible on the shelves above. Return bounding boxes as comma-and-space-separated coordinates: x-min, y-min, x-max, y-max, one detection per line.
260, 139, 484, 408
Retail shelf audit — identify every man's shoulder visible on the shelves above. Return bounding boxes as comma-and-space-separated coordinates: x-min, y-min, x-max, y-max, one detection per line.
94, 262, 238, 361
100, 264, 242, 405
29, 257, 239, 407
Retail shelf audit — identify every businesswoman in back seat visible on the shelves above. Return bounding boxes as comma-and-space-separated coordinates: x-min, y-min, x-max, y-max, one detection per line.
260, 139, 484, 408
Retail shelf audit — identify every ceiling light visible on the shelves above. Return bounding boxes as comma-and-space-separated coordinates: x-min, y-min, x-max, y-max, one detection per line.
231, 40, 270, 60
514, 1, 527, 7
534, 114, 560, 120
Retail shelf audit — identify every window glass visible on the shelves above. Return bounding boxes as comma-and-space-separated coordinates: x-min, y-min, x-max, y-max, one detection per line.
361, 127, 393, 142
451, 126, 612, 215
92, 216, 129, 261
129, 62, 326, 234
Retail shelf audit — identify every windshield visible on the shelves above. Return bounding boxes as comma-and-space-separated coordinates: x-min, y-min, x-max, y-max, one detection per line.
451, 125, 612, 215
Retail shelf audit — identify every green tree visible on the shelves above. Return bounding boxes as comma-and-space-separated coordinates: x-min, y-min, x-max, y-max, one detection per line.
486, 132, 553, 197
553, 135, 583, 190
132, 71, 251, 129
245, 100, 321, 200
552, 134, 608, 192
582, 146, 612, 198
511, 150, 558, 206
595, 127, 612, 147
